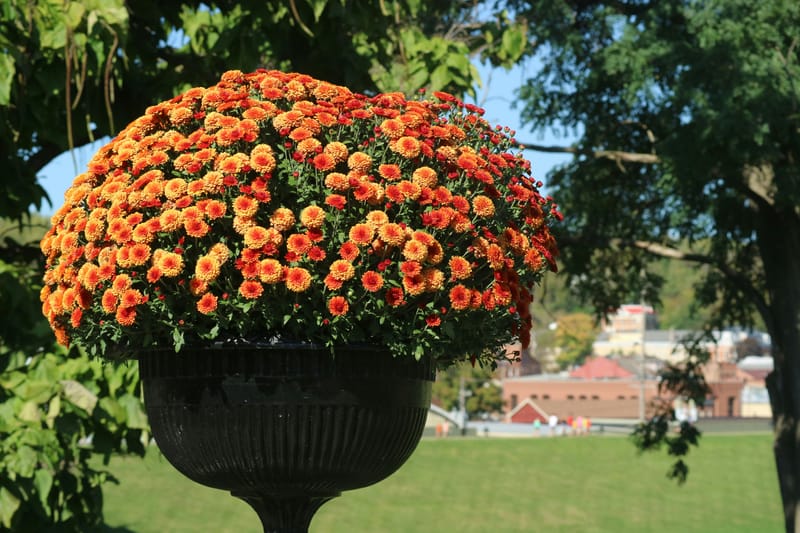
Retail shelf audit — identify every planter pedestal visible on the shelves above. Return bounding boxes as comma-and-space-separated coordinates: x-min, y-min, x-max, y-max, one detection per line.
138, 343, 434, 532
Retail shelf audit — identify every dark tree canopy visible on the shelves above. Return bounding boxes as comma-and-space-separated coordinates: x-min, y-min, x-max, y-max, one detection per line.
505, 0, 800, 529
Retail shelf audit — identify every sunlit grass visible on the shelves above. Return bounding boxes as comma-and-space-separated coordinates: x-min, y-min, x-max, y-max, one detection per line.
91, 434, 781, 533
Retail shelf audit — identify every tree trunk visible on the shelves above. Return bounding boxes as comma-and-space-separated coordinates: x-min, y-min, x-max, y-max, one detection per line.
757, 209, 800, 533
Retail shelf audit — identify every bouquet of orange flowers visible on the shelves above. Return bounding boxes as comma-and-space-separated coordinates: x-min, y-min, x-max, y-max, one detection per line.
40, 69, 559, 366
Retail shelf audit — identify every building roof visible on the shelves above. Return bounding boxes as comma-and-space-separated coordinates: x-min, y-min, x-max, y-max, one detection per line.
569, 356, 634, 379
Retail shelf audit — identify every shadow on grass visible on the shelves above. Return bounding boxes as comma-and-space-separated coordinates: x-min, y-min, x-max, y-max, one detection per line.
87, 525, 136, 533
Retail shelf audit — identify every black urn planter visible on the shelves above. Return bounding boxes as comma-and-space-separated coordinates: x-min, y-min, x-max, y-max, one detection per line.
138, 342, 434, 533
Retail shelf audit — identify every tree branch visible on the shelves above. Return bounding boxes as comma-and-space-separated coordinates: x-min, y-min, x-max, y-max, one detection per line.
613, 238, 771, 326
518, 142, 661, 164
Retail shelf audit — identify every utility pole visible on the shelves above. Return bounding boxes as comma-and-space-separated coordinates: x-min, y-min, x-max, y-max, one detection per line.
639, 299, 647, 422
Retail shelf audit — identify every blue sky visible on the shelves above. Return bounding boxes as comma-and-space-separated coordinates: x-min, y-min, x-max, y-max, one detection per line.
36, 61, 574, 215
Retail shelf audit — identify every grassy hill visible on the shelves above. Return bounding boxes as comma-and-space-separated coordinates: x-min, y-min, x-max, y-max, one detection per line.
90, 434, 780, 533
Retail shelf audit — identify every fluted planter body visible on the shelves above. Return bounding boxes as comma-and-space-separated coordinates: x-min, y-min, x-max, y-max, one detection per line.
138, 342, 434, 532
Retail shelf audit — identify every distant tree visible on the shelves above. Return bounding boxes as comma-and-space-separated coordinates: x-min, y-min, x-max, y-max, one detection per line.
554, 312, 597, 368
504, 0, 800, 528
433, 364, 503, 419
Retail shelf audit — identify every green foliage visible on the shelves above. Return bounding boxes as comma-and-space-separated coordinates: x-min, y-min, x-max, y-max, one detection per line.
553, 312, 598, 368
509, 0, 800, 499
0, 347, 147, 531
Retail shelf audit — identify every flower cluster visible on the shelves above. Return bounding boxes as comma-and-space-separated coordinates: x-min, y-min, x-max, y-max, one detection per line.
40, 69, 560, 365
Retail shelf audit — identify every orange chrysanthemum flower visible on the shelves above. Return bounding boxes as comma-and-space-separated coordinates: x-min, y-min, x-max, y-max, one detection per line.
412, 166, 437, 188
157, 252, 184, 277
449, 284, 471, 310
348, 223, 374, 245
347, 151, 372, 173
361, 271, 384, 292
184, 218, 210, 238
378, 223, 406, 247
448, 256, 472, 280
324, 273, 343, 290
195, 256, 221, 282
385, 287, 405, 307
285, 267, 312, 292
338, 241, 359, 261
119, 289, 144, 308
111, 274, 132, 295
397, 180, 421, 201
392, 136, 421, 159
327, 295, 349, 316
400, 261, 422, 277
378, 164, 402, 181
402, 274, 425, 296
329, 259, 355, 281
365, 211, 389, 229
325, 194, 346, 210
146, 266, 162, 283
486, 244, 506, 270
197, 292, 218, 314
472, 195, 495, 217
233, 195, 259, 217
299, 205, 325, 229
379, 118, 405, 139
422, 268, 445, 292
159, 209, 182, 232
270, 207, 296, 232
250, 144, 277, 174
323, 141, 348, 163
203, 199, 227, 219
402, 239, 428, 262
164, 178, 188, 200
244, 226, 270, 249
324, 172, 349, 191
115, 306, 137, 326
312, 153, 336, 171
239, 280, 264, 299
258, 259, 283, 284
286, 233, 312, 255
524, 249, 544, 271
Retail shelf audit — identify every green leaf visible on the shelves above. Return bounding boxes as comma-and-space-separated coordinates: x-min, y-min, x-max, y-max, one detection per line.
13, 380, 55, 404
0, 54, 14, 106
46, 394, 61, 429
0, 487, 21, 529
18, 401, 42, 423
117, 394, 148, 430
9, 445, 38, 477
499, 25, 527, 65
60, 380, 98, 414
33, 469, 53, 514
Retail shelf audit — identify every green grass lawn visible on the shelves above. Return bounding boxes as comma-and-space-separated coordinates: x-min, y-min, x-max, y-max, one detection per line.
90, 434, 782, 533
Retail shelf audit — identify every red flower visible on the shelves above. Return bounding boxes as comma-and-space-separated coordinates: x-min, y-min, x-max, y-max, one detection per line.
325, 194, 346, 210
425, 315, 441, 327
385, 287, 405, 307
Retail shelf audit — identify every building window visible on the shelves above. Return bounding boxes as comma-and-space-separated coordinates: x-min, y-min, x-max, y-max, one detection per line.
543, 394, 550, 400
579, 395, 587, 400
592, 395, 600, 400
510, 394, 518, 409
567, 394, 574, 400
630, 395, 638, 400
618, 395, 626, 400
530, 394, 538, 400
